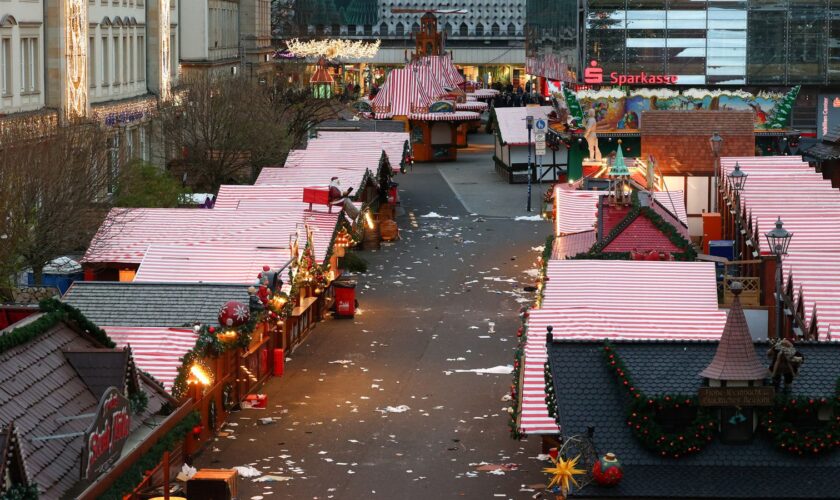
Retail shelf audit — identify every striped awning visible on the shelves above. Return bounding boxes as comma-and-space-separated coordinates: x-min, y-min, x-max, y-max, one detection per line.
518, 260, 725, 435
103, 327, 198, 391
721, 156, 840, 337
424, 54, 464, 87
134, 245, 292, 284
371, 67, 433, 116
407, 61, 447, 101
455, 101, 488, 112
408, 111, 480, 122
551, 230, 596, 259
313, 131, 410, 172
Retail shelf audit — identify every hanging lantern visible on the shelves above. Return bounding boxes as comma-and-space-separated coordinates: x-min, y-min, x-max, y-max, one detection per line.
218, 301, 250, 327
592, 452, 623, 486
217, 329, 239, 343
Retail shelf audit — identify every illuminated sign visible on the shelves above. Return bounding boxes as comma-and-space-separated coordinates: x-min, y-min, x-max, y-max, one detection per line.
584, 60, 678, 85
80, 387, 130, 480
817, 94, 840, 140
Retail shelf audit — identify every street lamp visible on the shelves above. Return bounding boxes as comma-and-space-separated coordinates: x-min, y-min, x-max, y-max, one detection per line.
709, 132, 723, 212
727, 162, 748, 260
765, 217, 793, 339
526, 114, 535, 212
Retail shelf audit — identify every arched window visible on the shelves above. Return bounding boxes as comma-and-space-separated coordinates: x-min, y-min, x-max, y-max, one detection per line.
395, 22, 404, 36
491, 23, 500, 36
507, 23, 516, 36
411, 22, 420, 34
444, 22, 453, 35
364, 24, 372, 36
459, 22, 468, 37
348, 25, 357, 36
379, 22, 388, 36
475, 23, 484, 36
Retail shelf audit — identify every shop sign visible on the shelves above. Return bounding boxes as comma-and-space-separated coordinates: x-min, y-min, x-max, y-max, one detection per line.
698, 386, 775, 407
817, 94, 840, 139
80, 387, 131, 480
584, 60, 678, 86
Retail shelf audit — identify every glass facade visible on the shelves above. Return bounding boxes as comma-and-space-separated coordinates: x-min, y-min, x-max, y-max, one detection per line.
526, 0, 579, 67
566, 0, 840, 84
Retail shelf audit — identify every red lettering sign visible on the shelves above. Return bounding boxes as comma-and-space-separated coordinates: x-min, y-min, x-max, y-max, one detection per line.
584, 60, 679, 86
81, 387, 131, 480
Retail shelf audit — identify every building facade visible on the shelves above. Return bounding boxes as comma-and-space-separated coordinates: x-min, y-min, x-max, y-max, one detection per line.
289, 0, 527, 83
179, 0, 274, 80
528, 0, 840, 88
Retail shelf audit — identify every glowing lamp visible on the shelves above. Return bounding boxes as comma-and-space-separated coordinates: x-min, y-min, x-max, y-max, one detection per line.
218, 329, 238, 343
365, 211, 375, 230
190, 364, 212, 386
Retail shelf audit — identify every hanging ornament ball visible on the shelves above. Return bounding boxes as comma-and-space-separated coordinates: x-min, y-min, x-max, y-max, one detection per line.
263, 265, 271, 272
208, 326, 215, 334
592, 452, 623, 486
218, 301, 251, 327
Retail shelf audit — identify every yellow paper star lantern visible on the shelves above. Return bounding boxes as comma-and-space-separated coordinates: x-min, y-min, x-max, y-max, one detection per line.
543, 454, 584, 493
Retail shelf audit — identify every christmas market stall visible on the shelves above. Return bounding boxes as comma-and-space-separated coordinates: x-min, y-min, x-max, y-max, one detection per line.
539, 283, 840, 498
492, 106, 560, 183
719, 156, 840, 340
369, 67, 479, 162
511, 260, 726, 442
0, 299, 195, 500
310, 130, 412, 174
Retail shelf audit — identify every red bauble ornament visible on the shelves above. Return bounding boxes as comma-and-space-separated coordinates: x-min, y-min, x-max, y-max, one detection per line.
592, 452, 623, 486
218, 301, 250, 327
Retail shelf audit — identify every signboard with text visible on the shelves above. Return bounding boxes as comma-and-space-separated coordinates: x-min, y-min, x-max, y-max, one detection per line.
817, 94, 840, 140
698, 386, 775, 407
584, 60, 678, 86
80, 387, 131, 480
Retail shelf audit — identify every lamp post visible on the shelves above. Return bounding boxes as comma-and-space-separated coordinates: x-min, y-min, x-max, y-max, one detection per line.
526, 114, 535, 212
709, 132, 723, 212
727, 162, 748, 260
765, 217, 793, 340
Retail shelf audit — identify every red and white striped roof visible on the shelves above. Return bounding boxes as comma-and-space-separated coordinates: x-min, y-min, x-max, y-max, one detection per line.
313, 131, 410, 173
84, 208, 339, 265
103, 326, 198, 391
721, 156, 840, 337
468, 88, 500, 98
519, 260, 725, 435
407, 61, 447, 100
424, 54, 464, 87
553, 185, 687, 236
455, 101, 488, 112
408, 111, 480, 121
551, 230, 596, 259
371, 67, 433, 116
255, 165, 371, 192
495, 106, 554, 146
134, 244, 291, 284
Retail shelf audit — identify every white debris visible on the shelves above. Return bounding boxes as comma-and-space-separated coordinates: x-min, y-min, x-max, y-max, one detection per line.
376, 405, 410, 413
329, 360, 353, 365
451, 365, 513, 375
234, 465, 263, 478
515, 215, 544, 221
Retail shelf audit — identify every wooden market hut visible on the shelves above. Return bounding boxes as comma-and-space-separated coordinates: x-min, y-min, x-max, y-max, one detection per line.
370, 67, 479, 162
0, 299, 190, 499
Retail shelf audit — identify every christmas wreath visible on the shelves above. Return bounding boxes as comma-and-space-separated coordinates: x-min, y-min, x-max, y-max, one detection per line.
760, 379, 840, 456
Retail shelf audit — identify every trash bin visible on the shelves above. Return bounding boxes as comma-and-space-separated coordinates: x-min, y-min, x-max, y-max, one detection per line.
333, 280, 357, 318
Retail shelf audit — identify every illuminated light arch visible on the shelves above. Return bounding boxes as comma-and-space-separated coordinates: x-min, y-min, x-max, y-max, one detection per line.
65, 0, 88, 120
159, 0, 171, 101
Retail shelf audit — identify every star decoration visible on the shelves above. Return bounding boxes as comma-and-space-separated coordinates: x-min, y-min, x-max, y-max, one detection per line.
543, 454, 584, 493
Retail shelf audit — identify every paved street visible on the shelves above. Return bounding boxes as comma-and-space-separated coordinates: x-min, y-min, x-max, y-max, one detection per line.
194, 132, 554, 499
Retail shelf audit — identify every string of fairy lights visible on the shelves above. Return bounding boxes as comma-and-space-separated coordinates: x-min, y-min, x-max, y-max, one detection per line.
286, 38, 381, 60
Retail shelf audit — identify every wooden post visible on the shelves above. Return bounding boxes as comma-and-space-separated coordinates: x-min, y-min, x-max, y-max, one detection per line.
762, 257, 777, 339
163, 451, 170, 500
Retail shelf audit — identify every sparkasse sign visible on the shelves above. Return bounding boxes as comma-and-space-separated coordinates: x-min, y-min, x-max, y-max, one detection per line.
583, 60, 678, 85
80, 387, 131, 480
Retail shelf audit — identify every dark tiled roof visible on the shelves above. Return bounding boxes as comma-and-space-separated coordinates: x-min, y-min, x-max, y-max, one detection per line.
63, 281, 250, 327
700, 295, 768, 380
0, 318, 167, 498
547, 340, 840, 498
803, 142, 840, 161
64, 349, 128, 399
316, 119, 407, 133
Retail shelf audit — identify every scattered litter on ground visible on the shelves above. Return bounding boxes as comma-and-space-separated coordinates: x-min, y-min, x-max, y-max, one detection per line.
234, 465, 262, 478
253, 475, 292, 482
447, 365, 513, 375
515, 215, 544, 221
376, 405, 410, 413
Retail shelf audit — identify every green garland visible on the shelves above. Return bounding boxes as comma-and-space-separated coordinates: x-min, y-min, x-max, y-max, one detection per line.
129, 390, 149, 415
0, 485, 38, 500
509, 317, 527, 440
0, 299, 115, 355
544, 360, 558, 422
579, 192, 696, 261
760, 379, 840, 456
97, 411, 200, 500
602, 341, 716, 458
534, 235, 554, 308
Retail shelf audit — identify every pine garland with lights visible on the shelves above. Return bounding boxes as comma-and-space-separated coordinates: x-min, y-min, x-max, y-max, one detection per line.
508, 314, 529, 440
0, 484, 38, 500
545, 360, 558, 421
533, 235, 554, 308
760, 379, 840, 456
0, 299, 116, 355
602, 341, 716, 458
